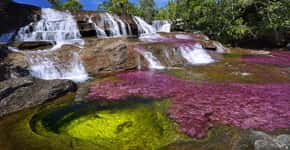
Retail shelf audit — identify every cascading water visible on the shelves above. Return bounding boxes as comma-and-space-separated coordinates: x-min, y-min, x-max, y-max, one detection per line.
179, 44, 215, 65
99, 13, 121, 36
133, 16, 156, 35
114, 15, 127, 36
152, 20, 171, 33
134, 46, 165, 70
11, 8, 88, 82
26, 52, 88, 82
15, 8, 84, 46
86, 15, 107, 38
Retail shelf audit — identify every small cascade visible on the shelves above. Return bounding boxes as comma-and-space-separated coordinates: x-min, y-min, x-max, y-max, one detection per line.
213, 41, 227, 53
127, 23, 133, 35
134, 46, 165, 70
179, 44, 215, 65
152, 20, 171, 33
87, 15, 107, 37
26, 52, 88, 82
15, 8, 84, 46
114, 15, 127, 36
99, 13, 121, 36
133, 16, 156, 35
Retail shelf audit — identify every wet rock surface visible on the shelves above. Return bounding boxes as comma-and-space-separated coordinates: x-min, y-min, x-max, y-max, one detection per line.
72, 11, 139, 37
0, 77, 77, 117
9, 41, 53, 50
238, 131, 290, 150
0, 45, 29, 81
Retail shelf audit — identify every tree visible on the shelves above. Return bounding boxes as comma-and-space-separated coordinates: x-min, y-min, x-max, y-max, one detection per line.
138, 0, 156, 22
47, 0, 62, 10
47, 0, 82, 11
97, 0, 138, 15
62, 0, 82, 11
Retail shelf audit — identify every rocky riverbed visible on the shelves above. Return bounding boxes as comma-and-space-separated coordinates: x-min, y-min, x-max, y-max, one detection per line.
0, 2, 289, 150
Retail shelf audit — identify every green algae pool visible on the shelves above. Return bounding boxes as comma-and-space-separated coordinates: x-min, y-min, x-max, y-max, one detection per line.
0, 92, 258, 150
32, 97, 190, 150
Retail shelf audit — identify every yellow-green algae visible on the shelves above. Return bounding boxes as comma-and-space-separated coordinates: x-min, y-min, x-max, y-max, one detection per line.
0, 93, 102, 150
56, 99, 188, 149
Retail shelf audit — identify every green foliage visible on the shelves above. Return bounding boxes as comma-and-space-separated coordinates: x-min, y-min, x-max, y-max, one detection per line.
97, 0, 138, 15
137, 0, 156, 22
97, 0, 157, 22
48, 0, 82, 11
158, 0, 290, 44
61, 0, 82, 11
48, 0, 63, 10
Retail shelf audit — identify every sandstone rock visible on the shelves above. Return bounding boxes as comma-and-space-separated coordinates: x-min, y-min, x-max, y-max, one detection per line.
0, 77, 77, 117
201, 40, 229, 53
80, 38, 138, 75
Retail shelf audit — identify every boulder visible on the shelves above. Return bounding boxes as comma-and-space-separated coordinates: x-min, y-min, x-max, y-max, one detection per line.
0, 44, 9, 61
0, 1, 40, 34
0, 45, 29, 81
0, 64, 29, 82
80, 38, 138, 75
0, 77, 77, 117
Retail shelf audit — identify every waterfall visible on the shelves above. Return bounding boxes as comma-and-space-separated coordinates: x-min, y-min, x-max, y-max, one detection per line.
26, 52, 88, 82
15, 8, 84, 46
99, 13, 121, 37
179, 44, 215, 65
134, 46, 165, 70
152, 20, 171, 33
114, 15, 127, 36
11, 8, 88, 82
133, 16, 156, 35
87, 15, 107, 38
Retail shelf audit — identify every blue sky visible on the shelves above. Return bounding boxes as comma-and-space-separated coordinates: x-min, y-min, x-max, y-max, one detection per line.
14, 0, 169, 10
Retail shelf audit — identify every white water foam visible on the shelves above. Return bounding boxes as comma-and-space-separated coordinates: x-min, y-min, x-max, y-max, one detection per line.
15, 8, 84, 46
12, 8, 88, 82
179, 44, 215, 65
86, 15, 107, 38
26, 52, 88, 82
133, 16, 156, 35
152, 20, 171, 33
175, 34, 193, 40
134, 47, 165, 70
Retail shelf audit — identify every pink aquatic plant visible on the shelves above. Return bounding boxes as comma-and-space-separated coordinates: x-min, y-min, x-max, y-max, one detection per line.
242, 51, 290, 66
87, 71, 290, 138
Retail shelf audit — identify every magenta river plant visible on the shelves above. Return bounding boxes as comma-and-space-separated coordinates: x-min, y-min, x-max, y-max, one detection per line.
242, 51, 290, 66
87, 71, 290, 138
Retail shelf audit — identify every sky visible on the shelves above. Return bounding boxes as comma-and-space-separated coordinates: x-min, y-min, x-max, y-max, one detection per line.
14, 0, 169, 10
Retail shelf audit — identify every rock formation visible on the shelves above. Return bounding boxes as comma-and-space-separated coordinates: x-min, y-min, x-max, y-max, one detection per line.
0, 77, 76, 117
